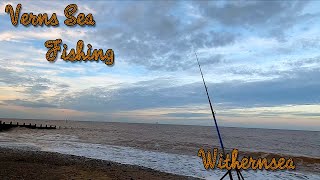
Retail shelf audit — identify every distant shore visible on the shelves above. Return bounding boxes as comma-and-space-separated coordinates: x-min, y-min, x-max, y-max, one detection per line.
1, 117, 319, 132
0, 147, 199, 180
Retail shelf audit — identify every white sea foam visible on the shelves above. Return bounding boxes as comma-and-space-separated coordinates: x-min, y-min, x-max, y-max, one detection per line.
0, 132, 318, 180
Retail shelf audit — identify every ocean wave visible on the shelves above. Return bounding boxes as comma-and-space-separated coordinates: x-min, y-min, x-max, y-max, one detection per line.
0, 133, 319, 180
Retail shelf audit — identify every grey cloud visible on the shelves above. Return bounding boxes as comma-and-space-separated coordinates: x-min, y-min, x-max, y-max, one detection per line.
93, 29, 227, 71
207, 31, 236, 47
292, 112, 320, 117
211, 72, 319, 107
87, 2, 239, 71
56, 67, 320, 113
3, 1, 317, 72
3, 64, 318, 117
88, 1, 314, 71
117, 1, 180, 39
228, 55, 320, 77
0, 66, 69, 97
24, 84, 50, 94
163, 113, 209, 118
4, 99, 58, 108
196, 1, 316, 40
199, 1, 309, 26
286, 56, 320, 68
57, 83, 70, 89
189, 31, 236, 48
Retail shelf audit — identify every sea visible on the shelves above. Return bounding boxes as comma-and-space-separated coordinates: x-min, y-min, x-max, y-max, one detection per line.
0, 119, 319, 180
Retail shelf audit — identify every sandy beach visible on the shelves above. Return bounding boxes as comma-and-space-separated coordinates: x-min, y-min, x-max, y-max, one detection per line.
0, 147, 197, 180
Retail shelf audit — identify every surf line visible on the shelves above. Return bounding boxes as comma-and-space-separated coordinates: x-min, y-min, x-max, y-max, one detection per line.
44, 39, 114, 66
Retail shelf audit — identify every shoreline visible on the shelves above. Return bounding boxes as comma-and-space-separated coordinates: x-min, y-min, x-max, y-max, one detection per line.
0, 119, 318, 159
1, 117, 319, 132
0, 119, 319, 179
0, 147, 199, 180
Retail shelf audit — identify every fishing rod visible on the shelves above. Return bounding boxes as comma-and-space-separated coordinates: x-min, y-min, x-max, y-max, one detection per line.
194, 51, 226, 155
194, 51, 244, 180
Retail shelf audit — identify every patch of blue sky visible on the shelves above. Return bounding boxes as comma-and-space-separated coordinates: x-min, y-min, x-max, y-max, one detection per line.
0, 15, 16, 31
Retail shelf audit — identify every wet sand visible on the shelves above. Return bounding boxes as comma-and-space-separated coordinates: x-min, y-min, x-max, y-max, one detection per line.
0, 147, 199, 180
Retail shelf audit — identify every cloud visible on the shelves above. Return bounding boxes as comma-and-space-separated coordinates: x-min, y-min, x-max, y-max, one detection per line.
81, 1, 320, 72
163, 112, 209, 118
2, 1, 318, 72
0, 1, 319, 130
50, 65, 320, 114
197, 1, 312, 29
0, 1, 98, 16
84, 1, 240, 71
4, 99, 57, 108
201, 1, 298, 25
0, 66, 69, 98
0, 28, 92, 42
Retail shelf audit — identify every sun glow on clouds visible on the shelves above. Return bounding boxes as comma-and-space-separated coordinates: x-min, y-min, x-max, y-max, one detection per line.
0, 1, 319, 130
0, 104, 100, 120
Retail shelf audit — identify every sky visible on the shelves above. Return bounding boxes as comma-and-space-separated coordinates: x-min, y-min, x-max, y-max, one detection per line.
0, 1, 319, 131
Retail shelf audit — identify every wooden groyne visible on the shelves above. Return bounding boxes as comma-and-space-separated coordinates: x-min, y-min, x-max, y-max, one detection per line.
0, 121, 56, 131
